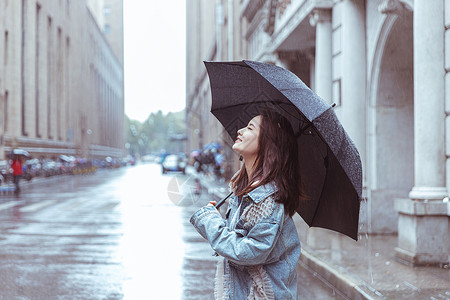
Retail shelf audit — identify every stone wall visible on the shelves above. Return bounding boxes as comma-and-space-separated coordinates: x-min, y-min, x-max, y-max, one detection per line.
0, 0, 124, 159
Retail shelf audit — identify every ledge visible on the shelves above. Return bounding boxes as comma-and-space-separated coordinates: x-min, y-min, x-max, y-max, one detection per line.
241, 0, 264, 22
394, 198, 450, 216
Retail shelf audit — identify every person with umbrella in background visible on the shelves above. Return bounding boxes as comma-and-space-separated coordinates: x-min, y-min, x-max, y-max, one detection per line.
10, 149, 30, 193
11, 155, 23, 193
190, 60, 363, 299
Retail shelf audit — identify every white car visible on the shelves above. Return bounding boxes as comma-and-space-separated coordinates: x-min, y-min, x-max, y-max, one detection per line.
161, 155, 186, 174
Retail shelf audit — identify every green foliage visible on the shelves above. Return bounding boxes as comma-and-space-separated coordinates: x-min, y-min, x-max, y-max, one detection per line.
125, 110, 186, 157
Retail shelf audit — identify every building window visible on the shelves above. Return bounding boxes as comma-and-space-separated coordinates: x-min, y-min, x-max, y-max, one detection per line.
21, 0, 28, 136
47, 16, 52, 139
57, 27, 62, 140
103, 5, 112, 16
4, 91, 8, 132
36, 3, 41, 137
65, 37, 70, 141
66, 0, 70, 17
4, 31, 8, 66
332, 79, 341, 107
104, 24, 111, 35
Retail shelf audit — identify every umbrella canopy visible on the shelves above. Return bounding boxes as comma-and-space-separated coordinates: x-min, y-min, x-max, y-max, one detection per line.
205, 60, 362, 240
59, 155, 75, 162
12, 149, 30, 157
190, 150, 201, 158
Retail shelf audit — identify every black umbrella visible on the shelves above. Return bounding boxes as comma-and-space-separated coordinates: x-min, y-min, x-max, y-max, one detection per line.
205, 60, 362, 241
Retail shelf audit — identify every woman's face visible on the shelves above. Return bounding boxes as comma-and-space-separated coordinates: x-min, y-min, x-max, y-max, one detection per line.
232, 115, 262, 158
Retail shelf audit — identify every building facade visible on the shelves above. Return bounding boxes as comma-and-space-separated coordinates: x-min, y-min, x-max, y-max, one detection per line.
186, 0, 449, 265
0, 0, 124, 160
186, 0, 244, 178
87, 0, 124, 66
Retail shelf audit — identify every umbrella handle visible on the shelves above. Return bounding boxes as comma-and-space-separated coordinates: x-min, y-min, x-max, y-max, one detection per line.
214, 191, 233, 209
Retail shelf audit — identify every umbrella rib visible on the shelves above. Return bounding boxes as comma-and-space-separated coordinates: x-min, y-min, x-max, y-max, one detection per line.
210, 100, 288, 113
211, 101, 306, 122
211, 101, 314, 138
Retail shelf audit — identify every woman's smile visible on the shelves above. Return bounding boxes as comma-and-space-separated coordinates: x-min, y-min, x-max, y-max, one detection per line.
232, 116, 261, 158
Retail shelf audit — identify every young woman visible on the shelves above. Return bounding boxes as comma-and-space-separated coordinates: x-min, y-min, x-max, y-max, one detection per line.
190, 109, 302, 299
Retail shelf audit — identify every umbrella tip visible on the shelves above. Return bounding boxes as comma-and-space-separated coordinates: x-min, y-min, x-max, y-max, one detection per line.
332, 103, 336, 108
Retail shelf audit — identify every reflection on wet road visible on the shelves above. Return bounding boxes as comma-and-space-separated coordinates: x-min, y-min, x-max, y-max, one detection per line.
0, 164, 215, 299
0, 163, 345, 299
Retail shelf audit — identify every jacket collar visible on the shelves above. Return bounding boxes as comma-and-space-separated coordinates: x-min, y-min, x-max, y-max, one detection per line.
245, 183, 277, 204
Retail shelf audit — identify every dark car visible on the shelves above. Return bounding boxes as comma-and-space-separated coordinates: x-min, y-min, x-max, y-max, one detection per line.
161, 154, 186, 174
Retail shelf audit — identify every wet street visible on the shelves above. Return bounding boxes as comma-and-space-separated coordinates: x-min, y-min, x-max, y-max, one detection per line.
0, 163, 345, 299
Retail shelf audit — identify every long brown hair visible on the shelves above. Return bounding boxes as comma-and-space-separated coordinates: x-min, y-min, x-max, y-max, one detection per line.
230, 109, 300, 216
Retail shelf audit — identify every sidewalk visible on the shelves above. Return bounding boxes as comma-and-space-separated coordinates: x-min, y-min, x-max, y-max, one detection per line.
0, 170, 99, 195
189, 168, 450, 300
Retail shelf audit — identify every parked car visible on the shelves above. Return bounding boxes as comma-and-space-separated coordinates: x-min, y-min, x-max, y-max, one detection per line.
161, 154, 186, 174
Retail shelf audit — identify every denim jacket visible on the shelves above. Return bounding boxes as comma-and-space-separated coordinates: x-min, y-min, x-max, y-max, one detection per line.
190, 183, 301, 299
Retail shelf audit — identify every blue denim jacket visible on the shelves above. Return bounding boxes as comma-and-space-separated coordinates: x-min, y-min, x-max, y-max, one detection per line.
190, 183, 301, 299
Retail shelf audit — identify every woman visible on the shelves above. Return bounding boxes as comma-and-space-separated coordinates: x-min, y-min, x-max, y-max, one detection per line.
190, 109, 302, 299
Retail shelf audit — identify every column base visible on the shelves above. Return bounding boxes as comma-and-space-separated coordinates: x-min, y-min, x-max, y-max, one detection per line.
409, 186, 448, 201
394, 247, 448, 267
394, 198, 449, 266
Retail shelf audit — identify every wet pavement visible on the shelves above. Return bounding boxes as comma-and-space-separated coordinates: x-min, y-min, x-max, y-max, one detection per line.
0, 163, 348, 299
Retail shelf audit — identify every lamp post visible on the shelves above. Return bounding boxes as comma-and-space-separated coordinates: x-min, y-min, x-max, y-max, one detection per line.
86, 129, 92, 160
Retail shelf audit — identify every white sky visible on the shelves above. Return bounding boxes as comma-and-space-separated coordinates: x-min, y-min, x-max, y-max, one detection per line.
123, 1, 186, 122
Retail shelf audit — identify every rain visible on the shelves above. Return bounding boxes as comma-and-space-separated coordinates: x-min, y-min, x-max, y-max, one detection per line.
0, 0, 449, 299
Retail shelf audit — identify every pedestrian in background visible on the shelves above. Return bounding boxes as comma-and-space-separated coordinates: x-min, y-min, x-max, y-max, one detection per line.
190, 109, 302, 299
11, 155, 23, 193
213, 150, 224, 179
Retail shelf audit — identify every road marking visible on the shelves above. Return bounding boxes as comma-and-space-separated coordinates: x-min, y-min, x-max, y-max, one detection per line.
0, 201, 23, 211
20, 200, 56, 213
57, 197, 93, 211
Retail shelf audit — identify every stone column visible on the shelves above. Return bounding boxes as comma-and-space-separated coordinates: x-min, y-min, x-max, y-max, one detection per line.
408, 0, 447, 200
395, 0, 449, 265
305, 9, 334, 249
341, 0, 366, 171
310, 9, 332, 103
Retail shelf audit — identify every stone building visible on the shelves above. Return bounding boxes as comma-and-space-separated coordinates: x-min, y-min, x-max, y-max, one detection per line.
186, 0, 244, 178
87, 0, 124, 66
0, 0, 124, 160
186, 0, 449, 265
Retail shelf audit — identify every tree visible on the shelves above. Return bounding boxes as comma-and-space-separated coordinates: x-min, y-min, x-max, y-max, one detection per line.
125, 110, 186, 157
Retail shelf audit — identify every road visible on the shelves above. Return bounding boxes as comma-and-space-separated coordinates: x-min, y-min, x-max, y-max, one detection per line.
0, 163, 346, 299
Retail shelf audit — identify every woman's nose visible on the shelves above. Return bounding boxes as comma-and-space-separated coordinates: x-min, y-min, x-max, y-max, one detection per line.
237, 128, 244, 135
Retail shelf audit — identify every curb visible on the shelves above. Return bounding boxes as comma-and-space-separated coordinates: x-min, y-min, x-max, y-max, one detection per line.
191, 170, 380, 300
299, 249, 378, 300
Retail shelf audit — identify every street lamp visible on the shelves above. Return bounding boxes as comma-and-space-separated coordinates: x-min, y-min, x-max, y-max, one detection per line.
86, 129, 92, 159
